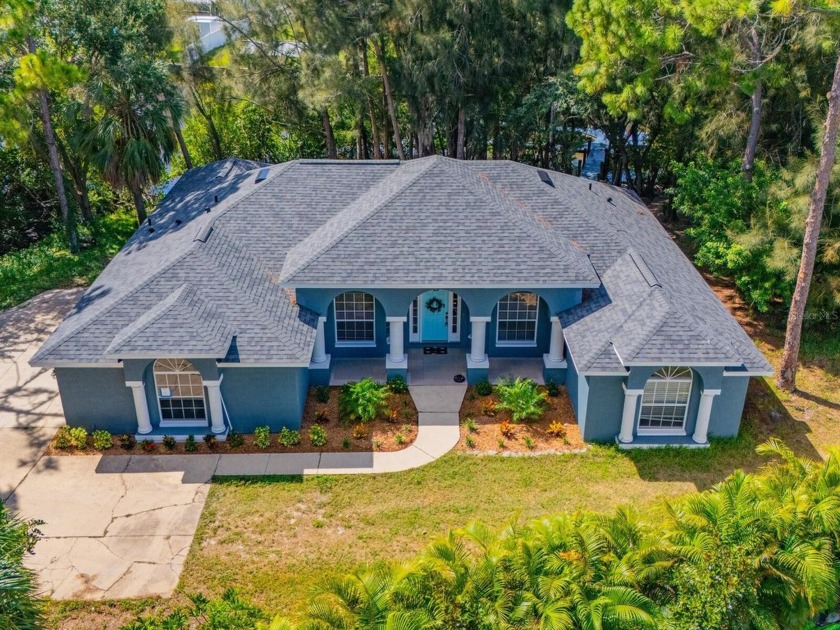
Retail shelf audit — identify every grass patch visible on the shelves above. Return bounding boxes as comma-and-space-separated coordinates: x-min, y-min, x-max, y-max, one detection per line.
0, 212, 136, 310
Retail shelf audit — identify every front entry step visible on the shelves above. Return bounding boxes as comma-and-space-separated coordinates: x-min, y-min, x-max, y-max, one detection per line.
159, 419, 209, 429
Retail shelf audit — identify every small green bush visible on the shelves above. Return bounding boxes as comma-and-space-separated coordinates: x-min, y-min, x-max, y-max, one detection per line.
162, 435, 177, 450
545, 380, 560, 397
466, 435, 476, 448
185, 434, 198, 452
279, 427, 301, 447
227, 430, 244, 448
475, 380, 493, 396
54, 426, 74, 449
68, 427, 88, 449
141, 439, 156, 452
496, 378, 547, 422
339, 378, 390, 423
254, 426, 271, 449
92, 430, 113, 450
395, 433, 405, 445
314, 385, 331, 403
119, 433, 136, 450
309, 425, 327, 447
524, 436, 535, 450
342, 438, 350, 449
386, 375, 409, 394
203, 434, 217, 450
464, 417, 478, 433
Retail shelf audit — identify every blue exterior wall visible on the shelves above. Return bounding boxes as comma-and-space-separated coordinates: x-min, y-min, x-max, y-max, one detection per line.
219, 367, 309, 432
581, 374, 627, 442
565, 349, 589, 436
54, 367, 137, 434
710, 376, 750, 437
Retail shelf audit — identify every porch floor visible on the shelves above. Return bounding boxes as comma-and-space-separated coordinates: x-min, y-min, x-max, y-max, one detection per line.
489, 357, 545, 384
408, 347, 467, 385
330, 357, 386, 385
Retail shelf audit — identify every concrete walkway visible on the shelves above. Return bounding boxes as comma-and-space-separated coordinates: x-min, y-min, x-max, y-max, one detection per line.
0, 289, 465, 600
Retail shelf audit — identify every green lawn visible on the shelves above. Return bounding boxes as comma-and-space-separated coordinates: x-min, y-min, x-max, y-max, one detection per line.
0, 213, 136, 311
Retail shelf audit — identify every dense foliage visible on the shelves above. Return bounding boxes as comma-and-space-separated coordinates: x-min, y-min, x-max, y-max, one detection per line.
122, 440, 840, 629
0, 501, 42, 630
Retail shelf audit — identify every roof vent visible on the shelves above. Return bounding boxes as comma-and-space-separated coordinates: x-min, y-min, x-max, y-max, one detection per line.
589, 183, 592, 191
607, 196, 613, 203
148, 227, 155, 234
214, 195, 219, 203
255, 167, 270, 183
537, 170, 555, 188
174, 219, 182, 226
194, 224, 213, 243
204, 207, 211, 213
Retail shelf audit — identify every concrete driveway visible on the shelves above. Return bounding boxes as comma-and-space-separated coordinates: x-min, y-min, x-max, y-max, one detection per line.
0, 289, 211, 600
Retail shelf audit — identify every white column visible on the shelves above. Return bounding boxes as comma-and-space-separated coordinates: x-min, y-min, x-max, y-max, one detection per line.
387, 317, 407, 364
204, 380, 226, 434
547, 316, 565, 363
619, 386, 642, 444
126, 381, 152, 435
469, 317, 489, 362
312, 316, 327, 363
692, 389, 721, 444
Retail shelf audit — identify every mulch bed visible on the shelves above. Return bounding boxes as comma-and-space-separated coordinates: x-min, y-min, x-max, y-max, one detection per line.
457, 384, 585, 453
45, 386, 419, 456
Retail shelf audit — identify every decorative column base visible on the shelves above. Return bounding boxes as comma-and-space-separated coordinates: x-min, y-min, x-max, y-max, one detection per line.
309, 354, 332, 386
542, 354, 567, 386
466, 354, 489, 384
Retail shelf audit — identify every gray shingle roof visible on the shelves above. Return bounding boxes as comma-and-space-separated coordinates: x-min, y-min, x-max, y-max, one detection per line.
31, 155, 772, 376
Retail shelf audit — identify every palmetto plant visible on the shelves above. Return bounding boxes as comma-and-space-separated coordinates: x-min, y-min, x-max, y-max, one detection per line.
0, 502, 42, 630
495, 378, 548, 423
339, 378, 390, 423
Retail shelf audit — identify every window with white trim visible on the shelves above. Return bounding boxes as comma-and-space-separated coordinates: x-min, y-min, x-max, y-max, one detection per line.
154, 359, 206, 420
638, 367, 692, 433
496, 292, 539, 345
334, 292, 375, 345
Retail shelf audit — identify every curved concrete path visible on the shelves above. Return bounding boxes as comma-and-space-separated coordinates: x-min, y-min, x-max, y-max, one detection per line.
0, 290, 465, 600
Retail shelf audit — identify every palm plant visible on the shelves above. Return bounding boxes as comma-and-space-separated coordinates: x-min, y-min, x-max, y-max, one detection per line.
0, 502, 42, 630
495, 378, 548, 423
83, 58, 180, 223
338, 378, 390, 423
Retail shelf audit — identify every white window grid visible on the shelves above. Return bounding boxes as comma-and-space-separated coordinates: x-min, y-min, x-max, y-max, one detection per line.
496, 292, 539, 345
638, 367, 692, 433
450, 293, 459, 334
411, 297, 419, 335
153, 359, 207, 421
334, 292, 375, 345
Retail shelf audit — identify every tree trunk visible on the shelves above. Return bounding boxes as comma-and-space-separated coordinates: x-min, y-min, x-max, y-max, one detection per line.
321, 108, 337, 159
131, 182, 147, 224
742, 79, 763, 182
777, 53, 840, 392
456, 105, 466, 160
28, 37, 78, 253
371, 38, 405, 160
361, 42, 382, 159
492, 122, 501, 159
742, 28, 763, 182
191, 88, 224, 160
174, 125, 193, 170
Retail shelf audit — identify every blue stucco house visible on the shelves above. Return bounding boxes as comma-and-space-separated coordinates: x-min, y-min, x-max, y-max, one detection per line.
30, 156, 772, 447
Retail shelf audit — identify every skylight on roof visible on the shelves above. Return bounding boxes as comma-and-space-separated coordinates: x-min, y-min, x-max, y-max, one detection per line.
255, 168, 270, 183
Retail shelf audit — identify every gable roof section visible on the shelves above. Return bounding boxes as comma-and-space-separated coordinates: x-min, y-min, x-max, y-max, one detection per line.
104, 283, 235, 358
278, 155, 600, 288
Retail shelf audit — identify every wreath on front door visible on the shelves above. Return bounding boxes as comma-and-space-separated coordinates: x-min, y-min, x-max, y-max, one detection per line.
425, 296, 444, 313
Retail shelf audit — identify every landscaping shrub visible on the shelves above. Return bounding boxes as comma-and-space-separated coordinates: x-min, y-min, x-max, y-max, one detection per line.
466, 435, 476, 448
119, 434, 136, 450
53, 426, 74, 449
309, 425, 327, 447
227, 430, 244, 448
386, 375, 408, 394
118, 588, 266, 630
184, 435, 198, 452
161, 435, 177, 451
141, 439, 155, 452
547, 421, 567, 438
68, 427, 88, 449
475, 379, 493, 396
498, 419, 515, 438
496, 377, 547, 422
342, 438, 350, 449
351, 423, 368, 440
387, 408, 399, 423
254, 426, 271, 449
279, 428, 301, 447
314, 409, 329, 424
0, 501, 42, 629
339, 378, 389, 423
313, 385, 330, 404
524, 436, 535, 450
395, 433, 405, 445
481, 400, 497, 417
464, 417, 478, 433
92, 430, 113, 450
203, 434, 217, 450
545, 380, 560, 397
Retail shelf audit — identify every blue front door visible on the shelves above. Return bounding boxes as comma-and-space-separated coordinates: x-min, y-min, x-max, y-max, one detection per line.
421, 290, 449, 342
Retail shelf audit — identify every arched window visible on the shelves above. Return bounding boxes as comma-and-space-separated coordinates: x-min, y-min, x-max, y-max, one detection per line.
638, 367, 692, 433
334, 292, 376, 346
154, 359, 206, 421
496, 292, 539, 346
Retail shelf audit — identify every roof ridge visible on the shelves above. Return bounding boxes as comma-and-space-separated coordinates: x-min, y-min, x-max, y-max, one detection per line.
278, 157, 441, 284
613, 287, 673, 363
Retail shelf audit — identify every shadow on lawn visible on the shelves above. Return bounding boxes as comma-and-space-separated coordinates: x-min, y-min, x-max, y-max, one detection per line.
626, 377, 823, 492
